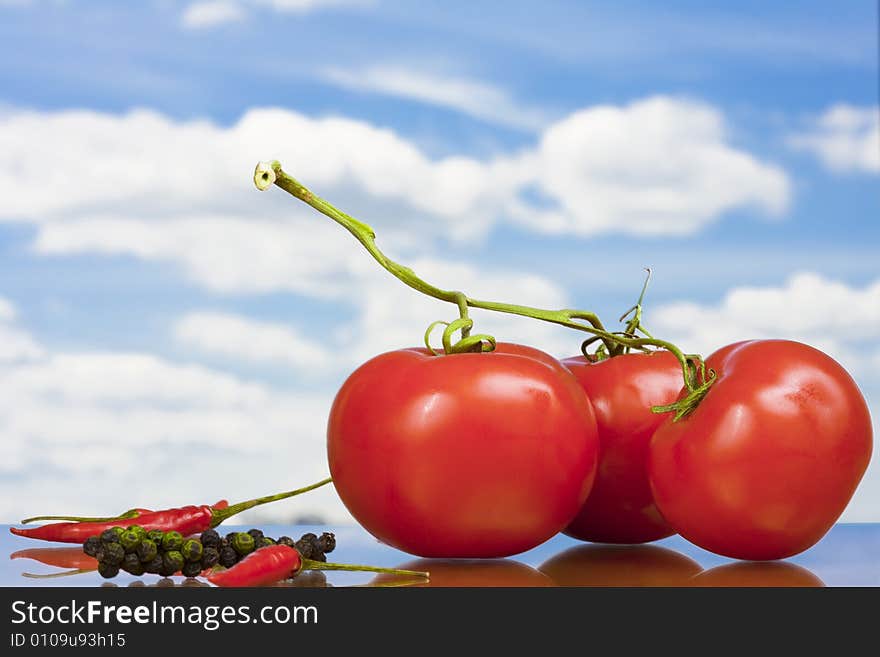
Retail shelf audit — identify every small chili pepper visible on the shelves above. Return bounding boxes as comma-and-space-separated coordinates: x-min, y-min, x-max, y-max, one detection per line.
206, 544, 429, 588
10, 547, 97, 571
10, 477, 331, 544
19, 500, 229, 525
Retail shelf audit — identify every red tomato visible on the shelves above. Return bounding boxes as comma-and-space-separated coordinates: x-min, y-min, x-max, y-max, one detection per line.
649, 340, 873, 560
539, 544, 702, 586
561, 351, 683, 543
328, 343, 600, 558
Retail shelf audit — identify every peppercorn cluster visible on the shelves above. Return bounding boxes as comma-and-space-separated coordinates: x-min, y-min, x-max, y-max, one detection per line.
82, 526, 336, 579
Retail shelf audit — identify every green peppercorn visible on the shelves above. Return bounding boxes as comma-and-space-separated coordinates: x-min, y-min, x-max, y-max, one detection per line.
162, 531, 183, 552
199, 529, 220, 549
201, 547, 220, 569
247, 528, 264, 541
83, 536, 103, 557
276, 536, 295, 548
181, 561, 203, 578
100, 528, 121, 544
230, 532, 255, 556
147, 529, 165, 544
122, 553, 145, 576
145, 555, 164, 574
317, 532, 336, 554
119, 529, 141, 553
136, 539, 157, 563
125, 525, 146, 541
219, 546, 238, 568
101, 542, 125, 566
181, 538, 203, 562
162, 551, 184, 577
98, 562, 119, 579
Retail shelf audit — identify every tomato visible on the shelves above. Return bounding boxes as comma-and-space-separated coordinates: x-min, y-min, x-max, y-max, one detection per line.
690, 562, 824, 587
328, 343, 599, 558
371, 559, 554, 587
539, 544, 702, 586
649, 340, 873, 560
560, 351, 683, 543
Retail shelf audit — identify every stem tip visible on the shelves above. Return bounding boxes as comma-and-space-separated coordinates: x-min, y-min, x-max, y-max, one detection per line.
254, 161, 277, 191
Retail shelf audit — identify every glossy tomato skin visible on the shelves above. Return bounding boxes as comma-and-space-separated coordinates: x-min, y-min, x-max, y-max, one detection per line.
328, 343, 600, 558
649, 340, 873, 561
561, 351, 683, 543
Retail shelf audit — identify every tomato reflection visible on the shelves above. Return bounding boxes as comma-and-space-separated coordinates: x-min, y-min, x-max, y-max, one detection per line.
690, 561, 824, 587
371, 559, 554, 587
539, 544, 702, 586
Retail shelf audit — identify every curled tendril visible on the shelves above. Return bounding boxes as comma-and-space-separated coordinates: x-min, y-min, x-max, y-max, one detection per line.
424, 318, 496, 355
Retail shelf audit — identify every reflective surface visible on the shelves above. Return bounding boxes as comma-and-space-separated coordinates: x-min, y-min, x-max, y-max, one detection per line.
2, 523, 878, 587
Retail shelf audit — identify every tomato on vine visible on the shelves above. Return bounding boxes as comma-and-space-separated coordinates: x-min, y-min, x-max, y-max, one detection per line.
328, 343, 599, 557
254, 161, 872, 563
649, 339, 873, 560
562, 349, 683, 543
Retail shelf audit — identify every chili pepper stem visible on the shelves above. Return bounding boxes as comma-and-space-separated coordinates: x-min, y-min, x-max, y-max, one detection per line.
303, 559, 429, 579
21, 509, 142, 525
22, 568, 93, 579
210, 476, 333, 527
254, 160, 713, 419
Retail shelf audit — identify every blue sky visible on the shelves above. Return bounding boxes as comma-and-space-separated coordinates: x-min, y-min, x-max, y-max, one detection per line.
0, 0, 877, 526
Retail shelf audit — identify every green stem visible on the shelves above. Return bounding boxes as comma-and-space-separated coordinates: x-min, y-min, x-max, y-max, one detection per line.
23, 568, 94, 579
210, 477, 333, 527
254, 161, 710, 413
304, 559, 429, 579
21, 509, 143, 525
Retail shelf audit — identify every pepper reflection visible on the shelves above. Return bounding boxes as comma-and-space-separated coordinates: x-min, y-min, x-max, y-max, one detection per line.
539, 545, 702, 586
690, 561, 824, 587
371, 559, 554, 587
11, 547, 98, 571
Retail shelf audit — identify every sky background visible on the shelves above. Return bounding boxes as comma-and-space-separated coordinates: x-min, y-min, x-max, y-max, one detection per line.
0, 0, 878, 526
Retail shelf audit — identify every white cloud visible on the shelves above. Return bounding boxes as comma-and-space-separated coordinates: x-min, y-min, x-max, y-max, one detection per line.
34, 214, 370, 297
650, 272, 880, 373
0, 296, 45, 363
322, 65, 549, 131
0, 310, 343, 523
513, 97, 790, 236
649, 272, 880, 522
788, 104, 880, 173
175, 311, 336, 370
181, 1, 246, 29
0, 255, 578, 524
1, 98, 790, 254
180, 0, 369, 29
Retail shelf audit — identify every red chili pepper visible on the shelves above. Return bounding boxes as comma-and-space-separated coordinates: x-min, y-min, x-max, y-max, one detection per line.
10, 547, 98, 570
20, 499, 229, 525
10, 478, 331, 544
207, 545, 430, 588
208, 545, 302, 587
